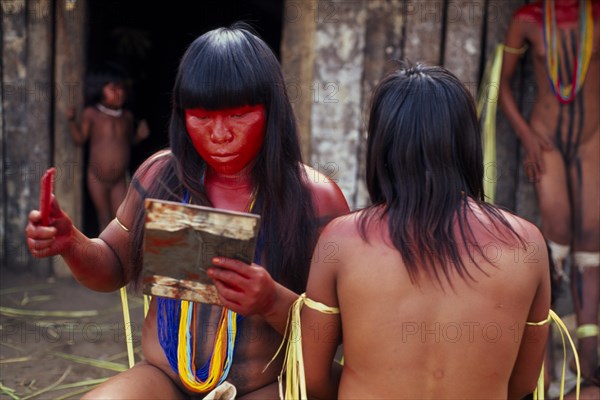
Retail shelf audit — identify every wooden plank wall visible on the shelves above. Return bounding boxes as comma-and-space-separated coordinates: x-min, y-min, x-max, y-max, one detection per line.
310, 0, 368, 204
280, 1, 318, 161
52, 0, 86, 276
1, 0, 53, 275
0, 2, 5, 267
1, 0, 85, 275
1, 0, 539, 274
356, 0, 405, 207
281, 0, 537, 223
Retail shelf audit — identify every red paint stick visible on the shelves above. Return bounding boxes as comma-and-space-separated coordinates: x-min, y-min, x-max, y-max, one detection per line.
40, 167, 56, 226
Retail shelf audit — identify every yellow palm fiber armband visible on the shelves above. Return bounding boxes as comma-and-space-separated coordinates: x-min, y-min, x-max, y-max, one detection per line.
265, 293, 340, 400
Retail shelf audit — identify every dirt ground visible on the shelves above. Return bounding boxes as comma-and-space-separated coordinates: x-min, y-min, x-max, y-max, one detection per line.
0, 264, 594, 399
0, 267, 144, 399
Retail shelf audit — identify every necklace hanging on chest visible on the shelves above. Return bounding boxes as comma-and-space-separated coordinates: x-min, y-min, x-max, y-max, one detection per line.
156, 186, 259, 393
543, 0, 594, 104
96, 103, 123, 117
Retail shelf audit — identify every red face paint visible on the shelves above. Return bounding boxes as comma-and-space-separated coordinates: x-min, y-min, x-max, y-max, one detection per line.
185, 105, 266, 176
102, 83, 126, 108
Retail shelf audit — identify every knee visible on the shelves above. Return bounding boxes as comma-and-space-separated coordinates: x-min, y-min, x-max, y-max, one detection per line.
82, 363, 184, 399
574, 226, 600, 251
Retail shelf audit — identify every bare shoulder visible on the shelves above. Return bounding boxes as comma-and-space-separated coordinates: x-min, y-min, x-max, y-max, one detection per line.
319, 212, 361, 243
301, 164, 350, 222
497, 208, 545, 246
133, 149, 173, 187
82, 106, 98, 121
117, 150, 172, 225
311, 212, 363, 282
123, 109, 134, 123
512, 2, 542, 25
506, 2, 541, 42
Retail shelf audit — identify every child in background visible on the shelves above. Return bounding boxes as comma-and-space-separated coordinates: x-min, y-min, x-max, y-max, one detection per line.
68, 63, 150, 230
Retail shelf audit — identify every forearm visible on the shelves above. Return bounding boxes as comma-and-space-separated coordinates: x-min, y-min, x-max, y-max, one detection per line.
133, 119, 150, 145
61, 228, 126, 292
499, 81, 534, 142
262, 284, 302, 335
308, 361, 341, 400
69, 120, 85, 145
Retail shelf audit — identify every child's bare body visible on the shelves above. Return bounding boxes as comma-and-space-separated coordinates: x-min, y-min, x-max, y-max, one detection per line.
69, 81, 149, 229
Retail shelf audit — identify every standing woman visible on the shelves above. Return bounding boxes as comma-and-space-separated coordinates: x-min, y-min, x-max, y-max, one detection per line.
499, 0, 599, 384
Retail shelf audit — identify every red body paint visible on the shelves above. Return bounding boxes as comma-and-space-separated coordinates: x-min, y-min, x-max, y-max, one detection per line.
40, 167, 56, 226
515, 0, 600, 26
185, 105, 266, 176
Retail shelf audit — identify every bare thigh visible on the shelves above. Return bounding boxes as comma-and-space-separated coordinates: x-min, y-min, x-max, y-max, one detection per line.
87, 169, 126, 230
535, 149, 572, 244
570, 137, 600, 251
87, 169, 112, 226
82, 361, 187, 399
109, 177, 127, 216
238, 381, 279, 399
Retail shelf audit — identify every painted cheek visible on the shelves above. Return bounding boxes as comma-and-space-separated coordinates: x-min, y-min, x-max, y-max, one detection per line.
185, 117, 211, 160
185, 106, 266, 175
235, 112, 265, 168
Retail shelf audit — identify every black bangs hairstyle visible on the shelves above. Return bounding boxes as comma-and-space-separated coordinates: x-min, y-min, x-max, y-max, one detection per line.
174, 24, 272, 111
360, 63, 523, 286
84, 62, 128, 106
129, 23, 318, 294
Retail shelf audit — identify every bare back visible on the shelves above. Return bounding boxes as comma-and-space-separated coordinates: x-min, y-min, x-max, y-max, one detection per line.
303, 204, 550, 399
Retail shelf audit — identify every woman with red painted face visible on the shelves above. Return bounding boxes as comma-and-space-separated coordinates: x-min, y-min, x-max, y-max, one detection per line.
25, 22, 349, 398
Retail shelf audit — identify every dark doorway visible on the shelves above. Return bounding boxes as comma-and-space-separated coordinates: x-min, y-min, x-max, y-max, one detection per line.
82, 0, 284, 236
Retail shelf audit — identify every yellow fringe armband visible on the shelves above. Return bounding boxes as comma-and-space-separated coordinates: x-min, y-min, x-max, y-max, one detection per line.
477, 44, 506, 204
503, 43, 528, 55
531, 310, 581, 400
266, 293, 340, 400
477, 43, 528, 203
119, 287, 135, 368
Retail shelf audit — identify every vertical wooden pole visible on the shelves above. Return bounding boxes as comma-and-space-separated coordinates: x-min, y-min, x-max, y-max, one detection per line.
2, 1, 28, 271
403, 0, 445, 65
281, 0, 316, 161
355, 0, 405, 208
281, 0, 317, 162
53, 0, 86, 276
0, 1, 6, 267
1, 0, 52, 274
310, 0, 368, 208
443, 0, 485, 88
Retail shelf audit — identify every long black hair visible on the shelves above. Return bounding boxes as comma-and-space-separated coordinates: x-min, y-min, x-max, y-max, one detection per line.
360, 63, 523, 286
130, 23, 317, 293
